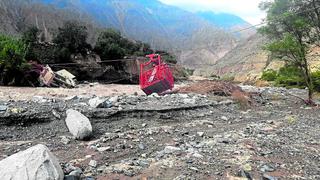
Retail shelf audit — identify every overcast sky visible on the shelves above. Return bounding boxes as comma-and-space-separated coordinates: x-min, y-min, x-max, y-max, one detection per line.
159, 0, 266, 25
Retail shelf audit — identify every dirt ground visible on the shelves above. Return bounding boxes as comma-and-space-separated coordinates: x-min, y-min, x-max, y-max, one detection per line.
0, 83, 144, 101
0, 84, 319, 180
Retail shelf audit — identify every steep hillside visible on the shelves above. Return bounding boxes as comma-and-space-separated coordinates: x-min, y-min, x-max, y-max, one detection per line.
196, 34, 270, 82
0, 0, 241, 68
197, 11, 256, 40
0, 0, 100, 43
38, 0, 238, 68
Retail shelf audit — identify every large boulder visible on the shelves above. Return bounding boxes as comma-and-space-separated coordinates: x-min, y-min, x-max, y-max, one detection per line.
65, 109, 92, 140
0, 144, 64, 180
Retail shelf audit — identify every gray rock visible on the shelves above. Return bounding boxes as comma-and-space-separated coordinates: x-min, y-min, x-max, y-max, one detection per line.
178, 94, 189, 98
221, 116, 229, 121
60, 136, 71, 145
65, 109, 92, 140
32, 96, 48, 103
197, 132, 204, 137
262, 174, 278, 180
98, 101, 113, 108
109, 96, 119, 103
64, 175, 80, 180
0, 144, 64, 180
0, 105, 7, 112
88, 97, 106, 108
97, 146, 111, 152
89, 160, 97, 168
183, 98, 196, 104
163, 146, 181, 154
219, 100, 234, 105
260, 164, 275, 172
149, 93, 160, 98
69, 168, 82, 176
138, 143, 146, 150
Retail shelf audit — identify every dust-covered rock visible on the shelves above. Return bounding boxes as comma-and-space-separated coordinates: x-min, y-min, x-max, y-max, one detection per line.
0, 144, 64, 180
65, 109, 92, 140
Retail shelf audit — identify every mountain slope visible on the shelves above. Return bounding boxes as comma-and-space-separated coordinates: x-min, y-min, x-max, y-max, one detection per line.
196, 11, 256, 39
0, 0, 249, 68
196, 34, 269, 82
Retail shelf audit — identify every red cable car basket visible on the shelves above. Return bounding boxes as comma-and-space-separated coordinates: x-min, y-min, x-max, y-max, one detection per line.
139, 54, 174, 95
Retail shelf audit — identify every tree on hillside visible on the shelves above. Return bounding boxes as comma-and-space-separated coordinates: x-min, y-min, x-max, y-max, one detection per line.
0, 34, 29, 85
22, 26, 39, 61
94, 29, 126, 60
53, 21, 91, 61
259, 0, 319, 104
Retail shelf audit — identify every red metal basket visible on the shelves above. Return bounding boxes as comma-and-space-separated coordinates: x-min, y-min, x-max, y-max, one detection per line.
139, 54, 174, 95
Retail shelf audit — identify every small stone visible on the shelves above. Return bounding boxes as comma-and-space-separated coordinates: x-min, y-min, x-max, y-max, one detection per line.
64, 175, 80, 180
142, 123, 147, 127
97, 146, 111, 152
149, 93, 160, 98
138, 143, 146, 150
221, 116, 228, 121
98, 101, 113, 108
197, 132, 204, 137
141, 153, 147, 158
0, 105, 7, 112
163, 146, 181, 154
260, 164, 275, 172
262, 174, 278, 180
192, 153, 203, 159
189, 167, 199, 171
88, 97, 105, 108
69, 168, 82, 176
179, 94, 189, 98
85, 155, 93, 159
32, 96, 47, 103
183, 98, 196, 104
89, 160, 97, 168
60, 136, 71, 145
219, 100, 234, 105
109, 96, 119, 103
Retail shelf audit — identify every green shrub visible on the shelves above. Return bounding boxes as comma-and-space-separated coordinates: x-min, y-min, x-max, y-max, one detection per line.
311, 70, 320, 92
261, 69, 277, 81
0, 34, 29, 85
53, 21, 91, 61
274, 65, 305, 88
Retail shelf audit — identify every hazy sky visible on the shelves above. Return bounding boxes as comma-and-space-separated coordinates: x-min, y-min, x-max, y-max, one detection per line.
159, 0, 267, 25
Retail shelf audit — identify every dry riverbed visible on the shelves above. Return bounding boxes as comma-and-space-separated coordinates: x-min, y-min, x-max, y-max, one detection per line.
0, 84, 319, 179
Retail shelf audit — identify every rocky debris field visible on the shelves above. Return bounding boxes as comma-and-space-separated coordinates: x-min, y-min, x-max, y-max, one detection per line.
0, 85, 319, 180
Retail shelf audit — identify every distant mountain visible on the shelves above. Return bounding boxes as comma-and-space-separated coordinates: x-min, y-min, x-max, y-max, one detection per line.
196, 11, 256, 39
196, 34, 269, 82
0, 0, 257, 68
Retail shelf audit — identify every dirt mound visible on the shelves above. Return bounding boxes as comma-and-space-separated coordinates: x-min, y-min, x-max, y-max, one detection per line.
177, 80, 244, 96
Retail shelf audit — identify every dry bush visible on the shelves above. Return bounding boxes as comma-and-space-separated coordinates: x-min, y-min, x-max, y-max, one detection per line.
231, 90, 251, 109
178, 80, 243, 96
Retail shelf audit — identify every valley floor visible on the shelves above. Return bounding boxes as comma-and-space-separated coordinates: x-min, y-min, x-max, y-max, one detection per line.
0, 83, 319, 179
